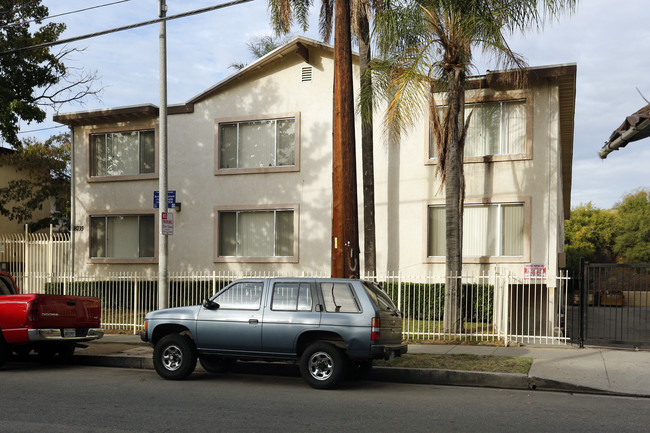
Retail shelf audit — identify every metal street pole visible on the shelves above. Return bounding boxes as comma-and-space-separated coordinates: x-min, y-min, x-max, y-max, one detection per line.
158, 0, 169, 309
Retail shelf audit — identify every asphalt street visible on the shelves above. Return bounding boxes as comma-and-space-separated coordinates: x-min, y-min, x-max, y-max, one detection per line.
2, 363, 650, 433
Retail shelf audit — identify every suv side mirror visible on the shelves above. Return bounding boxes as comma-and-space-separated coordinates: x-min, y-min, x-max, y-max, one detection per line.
203, 299, 220, 310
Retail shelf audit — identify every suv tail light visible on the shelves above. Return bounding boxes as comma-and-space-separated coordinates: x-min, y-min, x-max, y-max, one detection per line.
371, 317, 380, 341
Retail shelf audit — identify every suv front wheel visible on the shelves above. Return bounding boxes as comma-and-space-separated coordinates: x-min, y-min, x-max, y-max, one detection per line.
300, 342, 346, 389
153, 333, 197, 380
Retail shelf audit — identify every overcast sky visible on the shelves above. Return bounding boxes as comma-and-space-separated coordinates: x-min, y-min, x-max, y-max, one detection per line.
15, 0, 650, 210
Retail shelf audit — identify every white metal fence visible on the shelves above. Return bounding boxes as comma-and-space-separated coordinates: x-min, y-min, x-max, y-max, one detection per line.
21, 270, 570, 345
0, 226, 70, 293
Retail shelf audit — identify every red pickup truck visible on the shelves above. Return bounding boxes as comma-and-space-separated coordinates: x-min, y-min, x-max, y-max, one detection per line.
0, 271, 103, 367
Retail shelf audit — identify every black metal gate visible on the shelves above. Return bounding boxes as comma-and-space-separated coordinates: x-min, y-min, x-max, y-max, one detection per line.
567, 262, 650, 348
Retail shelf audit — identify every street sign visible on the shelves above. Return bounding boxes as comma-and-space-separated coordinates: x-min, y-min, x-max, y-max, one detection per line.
154, 190, 176, 209
161, 212, 174, 235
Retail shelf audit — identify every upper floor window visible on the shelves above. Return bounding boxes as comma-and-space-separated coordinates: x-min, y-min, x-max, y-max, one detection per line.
215, 113, 299, 174
90, 129, 155, 178
427, 203, 524, 258
90, 214, 155, 259
429, 99, 527, 159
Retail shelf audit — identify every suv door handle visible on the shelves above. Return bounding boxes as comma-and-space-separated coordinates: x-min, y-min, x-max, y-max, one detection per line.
249, 319, 259, 324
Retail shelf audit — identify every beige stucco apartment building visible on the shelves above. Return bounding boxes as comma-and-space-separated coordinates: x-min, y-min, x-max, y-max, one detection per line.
54, 37, 576, 279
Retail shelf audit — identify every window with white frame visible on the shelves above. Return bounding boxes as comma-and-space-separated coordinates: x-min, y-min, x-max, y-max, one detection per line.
427, 203, 524, 257
430, 100, 526, 158
218, 117, 296, 170
218, 209, 295, 258
90, 214, 155, 258
90, 130, 155, 177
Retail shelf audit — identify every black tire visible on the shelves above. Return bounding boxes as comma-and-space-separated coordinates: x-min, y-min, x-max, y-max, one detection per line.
153, 334, 197, 380
346, 359, 373, 380
58, 343, 76, 363
199, 356, 233, 374
0, 337, 9, 368
300, 342, 347, 389
36, 343, 75, 364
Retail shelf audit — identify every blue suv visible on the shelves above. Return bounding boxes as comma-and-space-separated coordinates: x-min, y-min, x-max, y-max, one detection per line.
141, 278, 407, 389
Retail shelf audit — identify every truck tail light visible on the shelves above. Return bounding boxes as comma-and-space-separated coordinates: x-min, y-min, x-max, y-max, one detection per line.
371, 317, 380, 341
27, 299, 39, 322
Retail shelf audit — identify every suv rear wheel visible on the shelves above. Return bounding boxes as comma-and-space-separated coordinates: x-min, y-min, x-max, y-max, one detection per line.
300, 342, 346, 389
153, 333, 197, 380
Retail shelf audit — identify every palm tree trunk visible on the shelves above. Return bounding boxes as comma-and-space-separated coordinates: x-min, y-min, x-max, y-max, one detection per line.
358, 8, 376, 277
443, 67, 464, 334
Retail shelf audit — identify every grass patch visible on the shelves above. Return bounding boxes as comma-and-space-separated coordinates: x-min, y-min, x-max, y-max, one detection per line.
375, 353, 532, 374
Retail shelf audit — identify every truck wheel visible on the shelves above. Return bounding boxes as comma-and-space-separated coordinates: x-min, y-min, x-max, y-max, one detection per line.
153, 334, 197, 380
36, 343, 75, 364
300, 342, 346, 389
0, 337, 8, 368
199, 356, 233, 374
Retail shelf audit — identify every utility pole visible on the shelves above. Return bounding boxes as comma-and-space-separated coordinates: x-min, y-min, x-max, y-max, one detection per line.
331, 0, 359, 279
158, 0, 169, 309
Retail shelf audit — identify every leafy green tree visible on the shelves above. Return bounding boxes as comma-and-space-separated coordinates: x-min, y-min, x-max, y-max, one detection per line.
0, 133, 70, 231
564, 202, 615, 276
370, 0, 577, 332
0, 0, 99, 147
613, 190, 650, 263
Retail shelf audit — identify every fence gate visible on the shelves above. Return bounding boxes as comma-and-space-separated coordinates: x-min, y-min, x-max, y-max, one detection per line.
571, 263, 650, 348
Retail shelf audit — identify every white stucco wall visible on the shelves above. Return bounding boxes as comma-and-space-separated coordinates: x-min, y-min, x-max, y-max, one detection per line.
68, 43, 568, 279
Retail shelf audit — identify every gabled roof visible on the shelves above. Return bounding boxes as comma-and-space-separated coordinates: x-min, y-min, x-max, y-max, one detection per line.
53, 40, 576, 217
53, 37, 330, 127
599, 104, 650, 159
187, 36, 333, 105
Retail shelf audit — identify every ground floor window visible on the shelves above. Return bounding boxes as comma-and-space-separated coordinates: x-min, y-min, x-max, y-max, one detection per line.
217, 208, 295, 260
90, 214, 155, 258
427, 203, 524, 257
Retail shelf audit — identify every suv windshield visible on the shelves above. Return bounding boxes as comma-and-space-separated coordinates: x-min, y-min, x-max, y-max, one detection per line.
362, 281, 398, 312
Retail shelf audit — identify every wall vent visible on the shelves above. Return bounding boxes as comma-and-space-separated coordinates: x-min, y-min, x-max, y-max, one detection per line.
301, 66, 313, 82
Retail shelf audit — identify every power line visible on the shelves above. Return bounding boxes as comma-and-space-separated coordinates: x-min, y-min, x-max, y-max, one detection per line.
17, 124, 67, 134
0, 1, 133, 29
0, 0, 256, 56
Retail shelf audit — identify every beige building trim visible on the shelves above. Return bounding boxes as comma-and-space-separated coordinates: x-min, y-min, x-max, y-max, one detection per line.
422, 196, 531, 264
86, 124, 159, 183
214, 112, 301, 176
213, 203, 300, 263
87, 209, 158, 264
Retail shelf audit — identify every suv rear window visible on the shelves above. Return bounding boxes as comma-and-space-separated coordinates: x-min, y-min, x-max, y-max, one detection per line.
320, 282, 361, 313
271, 282, 313, 311
362, 281, 398, 312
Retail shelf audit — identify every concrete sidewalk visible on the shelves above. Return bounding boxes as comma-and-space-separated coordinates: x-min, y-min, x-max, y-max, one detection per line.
74, 335, 650, 397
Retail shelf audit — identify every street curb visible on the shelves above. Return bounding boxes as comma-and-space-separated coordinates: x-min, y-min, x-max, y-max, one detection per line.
74, 354, 646, 397
369, 367, 530, 390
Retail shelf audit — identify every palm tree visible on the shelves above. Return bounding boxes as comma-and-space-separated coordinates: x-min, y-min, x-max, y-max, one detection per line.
229, 34, 293, 70
371, 0, 577, 333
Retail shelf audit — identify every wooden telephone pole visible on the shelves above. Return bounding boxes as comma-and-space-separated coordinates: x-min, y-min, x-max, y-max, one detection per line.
331, 0, 360, 279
